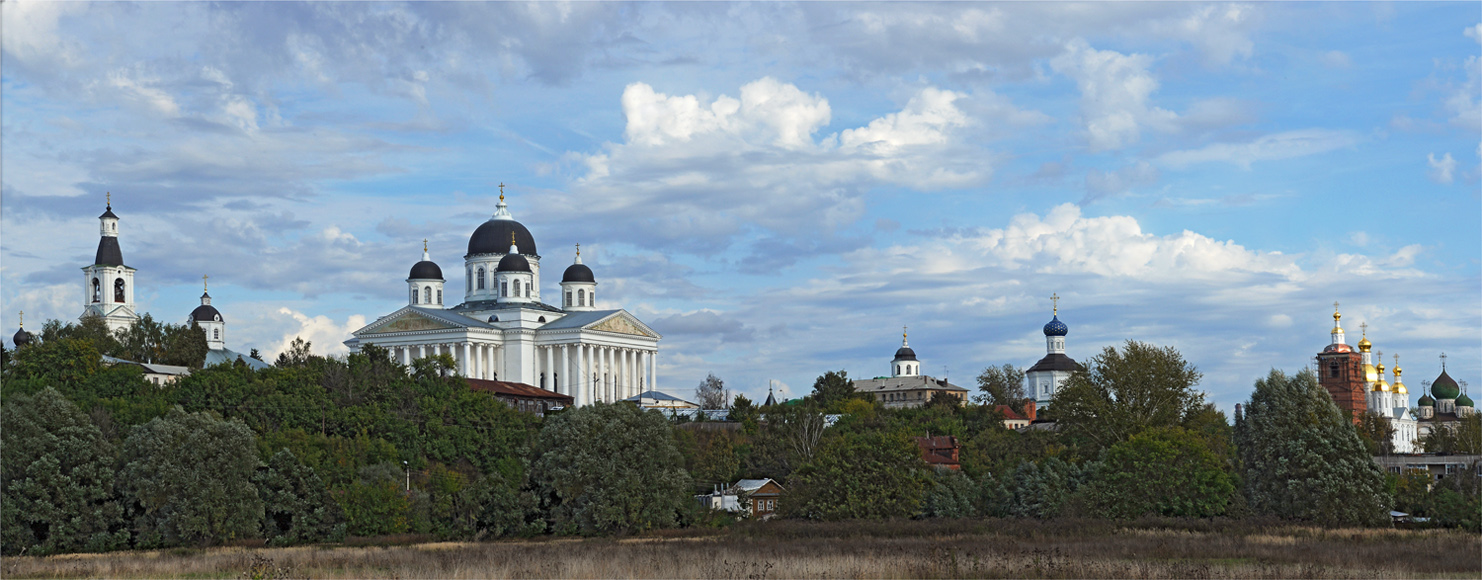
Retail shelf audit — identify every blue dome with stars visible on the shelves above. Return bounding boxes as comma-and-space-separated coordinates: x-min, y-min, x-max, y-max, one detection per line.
1043, 315, 1068, 337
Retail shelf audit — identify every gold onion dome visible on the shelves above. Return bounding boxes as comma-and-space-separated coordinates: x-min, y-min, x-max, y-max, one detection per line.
1357, 336, 1372, 351
1363, 363, 1379, 384
1374, 362, 1390, 392
1394, 365, 1407, 394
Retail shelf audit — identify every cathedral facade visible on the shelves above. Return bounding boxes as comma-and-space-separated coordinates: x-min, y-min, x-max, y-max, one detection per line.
345, 193, 661, 407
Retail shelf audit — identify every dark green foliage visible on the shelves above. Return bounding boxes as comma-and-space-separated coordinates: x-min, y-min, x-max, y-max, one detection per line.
729, 394, 759, 431
1007, 457, 1098, 518
117, 407, 264, 546
780, 431, 927, 520
974, 363, 1026, 413
809, 370, 855, 410
1235, 369, 1389, 526
1356, 413, 1397, 455
1418, 414, 1482, 454
5, 336, 103, 388
253, 449, 345, 545
1052, 341, 1205, 456
1428, 462, 1481, 531
455, 473, 541, 538
920, 469, 979, 518
529, 404, 692, 535
690, 432, 741, 488
1087, 427, 1235, 518
162, 321, 209, 368
338, 480, 410, 537
1, 388, 128, 555
960, 425, 1063, 480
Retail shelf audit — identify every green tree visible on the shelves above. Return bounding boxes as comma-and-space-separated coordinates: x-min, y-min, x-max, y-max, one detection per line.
529, 404, 692, 535
1356, 413, 1397, 455
1, 388, 128, 555
809, 369, 855, 409
1418, 414, 1482, 454
1234, 369, 1389, 526
160, 320, 208, 368
253, 449, 345, 545
117, 407, 264, 546
974, 364, 1027, 414
920, 469, 979, 518
1007, 457, 1098, 518
691, 433, 740, 488
455, 473, 537, 538
1052, 341, 1205, 455
780, 431, 927, 520
1087, 427, 1235, 518
5, 336, 101, 389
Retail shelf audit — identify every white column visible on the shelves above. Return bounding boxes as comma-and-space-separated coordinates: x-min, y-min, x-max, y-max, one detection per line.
626, 349, 635, 398
545, 346, 555, 392
461, 343, 471, 377
651, 350, 658, 393
576, 344, 587, 405
601, 347, 610, 402
560, 344, 570, 396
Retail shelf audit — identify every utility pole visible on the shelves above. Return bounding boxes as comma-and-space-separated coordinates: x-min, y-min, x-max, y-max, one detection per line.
403, 460, 409, 492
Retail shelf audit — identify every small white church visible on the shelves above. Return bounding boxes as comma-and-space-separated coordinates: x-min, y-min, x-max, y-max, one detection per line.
344, 190, 661, 407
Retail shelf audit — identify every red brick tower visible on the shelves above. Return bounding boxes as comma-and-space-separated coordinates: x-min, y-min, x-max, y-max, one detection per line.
1316, 303, 1366, 423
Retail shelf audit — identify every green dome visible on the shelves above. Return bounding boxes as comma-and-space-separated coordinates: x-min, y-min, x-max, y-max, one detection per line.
1431, 370, 1461, 400
1457, 393, 1474, 408
1418, 394, 1435, 406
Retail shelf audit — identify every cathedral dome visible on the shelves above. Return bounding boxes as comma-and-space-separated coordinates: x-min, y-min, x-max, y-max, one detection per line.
11, 327, 32, 347
409, 260, 443, 280
190, 304, 223, 323
1432, 370, 1461, 400
497, 252, 531, 273
1043, 315, 1068, 337
563, 263, 595, 283
1457, 393, 1475, 408
893, 346, 917, 361
1418, 394, 1435, 406
468, 219, 537, 256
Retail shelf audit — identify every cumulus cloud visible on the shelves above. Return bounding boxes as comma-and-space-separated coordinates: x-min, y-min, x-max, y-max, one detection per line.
1428, 152, 1457, 184
272, 308, 367, 358
563, 77, 1031, 259
1051, 39, 1178, 151
1156, 129, 1360, 169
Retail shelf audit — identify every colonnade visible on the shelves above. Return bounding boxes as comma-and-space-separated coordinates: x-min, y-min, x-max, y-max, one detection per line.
380, 341, 657, 407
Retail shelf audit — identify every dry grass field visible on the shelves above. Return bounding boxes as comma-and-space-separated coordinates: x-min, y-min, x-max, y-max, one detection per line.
3, 518, 1478, 579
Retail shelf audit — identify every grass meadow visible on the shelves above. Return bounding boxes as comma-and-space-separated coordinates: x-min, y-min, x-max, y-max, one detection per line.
3, 518, 1479, 579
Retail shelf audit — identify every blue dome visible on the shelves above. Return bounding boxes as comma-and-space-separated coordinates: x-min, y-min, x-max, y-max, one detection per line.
1043, 315, 1068, 337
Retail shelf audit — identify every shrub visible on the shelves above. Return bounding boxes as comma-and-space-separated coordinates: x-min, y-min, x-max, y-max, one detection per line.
1087, 426, 1235, 518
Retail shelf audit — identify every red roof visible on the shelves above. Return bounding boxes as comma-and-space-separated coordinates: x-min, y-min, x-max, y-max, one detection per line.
466, 378, 572, 402
997, 405, 1028, 421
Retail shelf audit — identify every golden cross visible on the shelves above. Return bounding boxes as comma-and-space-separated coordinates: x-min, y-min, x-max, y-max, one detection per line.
575, 242, 581, 256
499, 182, 505, 202
423, 238, 428, 252
106, 192, 111, 206
903, 325, 908, 341
1360, 322, 1367, 336
1051, 292, 1060, 314
511, 231, 517, 247
202, 274, 209, 292
17, 311, 22, 328
1393, 353, 1399, 367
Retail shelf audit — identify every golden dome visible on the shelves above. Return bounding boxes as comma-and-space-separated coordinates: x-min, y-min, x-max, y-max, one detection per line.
1357, 337, 1372, 351
1374, 362, 1390, 392
1394, 363, 1407, 394
1363, 363, 1379, 383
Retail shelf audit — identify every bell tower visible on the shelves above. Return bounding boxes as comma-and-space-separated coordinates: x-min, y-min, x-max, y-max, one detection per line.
81, 193, 140, 333
1315, 302, 1366, 423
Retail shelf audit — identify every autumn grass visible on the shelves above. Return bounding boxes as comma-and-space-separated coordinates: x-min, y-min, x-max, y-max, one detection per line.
4, 518, 1479, 579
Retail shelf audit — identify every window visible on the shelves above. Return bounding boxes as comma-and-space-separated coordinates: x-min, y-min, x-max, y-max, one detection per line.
114, 278, 126, 302
467, 269, 472, 291
501, 282, 508, 297
514, 281, 521, 297
477, 267, 485, 289
213, 329, 220, 340
423, 286, 431, 303
578, 289, 585, 306
525, 282, 531, 297
436, 290, 441, 303
566, 291, 572, 307
1329, 361, 1340, 378
411, 288, 418, 304
92, 278, 101, 303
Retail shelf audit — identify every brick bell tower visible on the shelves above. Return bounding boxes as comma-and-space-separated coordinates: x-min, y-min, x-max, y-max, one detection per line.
1316, 302, 1366, 423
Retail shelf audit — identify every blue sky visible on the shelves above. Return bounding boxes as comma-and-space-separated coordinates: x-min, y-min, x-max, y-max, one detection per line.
4, 2, 1478, 412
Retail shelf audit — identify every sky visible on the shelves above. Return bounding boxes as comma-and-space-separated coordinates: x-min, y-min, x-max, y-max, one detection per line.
3, 1, 1479, 413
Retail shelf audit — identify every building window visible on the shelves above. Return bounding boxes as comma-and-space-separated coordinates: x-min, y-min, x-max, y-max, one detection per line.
92, 278, 101, 303
566, 291, 572, 307
114, 278, 126, 302
424, 286, 431, 303
1329, 361, 1340, 378
513, 281, 521, 297
213, 329, 220, 340
501, 282, 508, 297
578, 289, 585, 306
437, 290, 442, 303
477, 267, 485, 289
525, 282, 531, 297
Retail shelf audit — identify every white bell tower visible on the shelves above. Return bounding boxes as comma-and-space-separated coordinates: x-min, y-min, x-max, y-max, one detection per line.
81, 193, 139, 333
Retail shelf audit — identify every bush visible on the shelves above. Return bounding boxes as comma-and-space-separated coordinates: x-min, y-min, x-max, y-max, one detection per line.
780, 431, 927, 520
253, 449, 345, 545
920, 469, 979, 518
116, 407, 264, 546
1087, 427, 1235, 518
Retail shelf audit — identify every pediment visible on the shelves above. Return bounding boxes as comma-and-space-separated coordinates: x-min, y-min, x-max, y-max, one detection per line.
363, 310, 461, 334
589, 312, 658, 338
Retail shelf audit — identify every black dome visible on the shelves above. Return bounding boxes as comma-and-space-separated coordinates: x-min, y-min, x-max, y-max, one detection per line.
497, 253, 531, 272
893, 346, 917, 361
468, 219, 537, 256
409, 260, 443, 280
95, 237, 124, 267
563, 263, 595, 283
100, 205, 118, 220
11, 328, 32, 347
190, 304, 223, 323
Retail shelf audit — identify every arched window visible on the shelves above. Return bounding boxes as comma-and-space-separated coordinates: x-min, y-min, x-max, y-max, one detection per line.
114, 278, 126, 302
92, 278, 101, 303
1328, 361, 1340, 378
423, 286, 431, 303
501, 282, 508, 297
477, 267, 485, 289
578, 289, 585, 306
513, 281, 520, 297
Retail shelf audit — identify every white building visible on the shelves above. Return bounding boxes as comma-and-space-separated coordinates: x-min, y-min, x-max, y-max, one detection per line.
1025, 300, 1077, 409
81, 197, 140, 334
851, 330, 969, 408
1355, 330, 1418, 453
345, 192, 661, 406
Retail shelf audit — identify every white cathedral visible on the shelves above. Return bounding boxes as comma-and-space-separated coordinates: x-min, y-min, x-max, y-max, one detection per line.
344, 192, 661, 407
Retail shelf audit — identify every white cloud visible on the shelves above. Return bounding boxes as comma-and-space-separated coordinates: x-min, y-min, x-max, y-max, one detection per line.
1427, 152, 1457, 184
272, 308, 367, 358
1084, 161, 1159, 203
1051, 39, 1178, 151
1156, 129, 1360, 169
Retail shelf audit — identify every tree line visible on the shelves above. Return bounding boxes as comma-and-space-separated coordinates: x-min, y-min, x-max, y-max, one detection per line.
2, 320, 1478, 556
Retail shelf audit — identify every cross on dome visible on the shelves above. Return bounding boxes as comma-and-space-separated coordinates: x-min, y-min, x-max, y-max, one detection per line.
1441, 352, 1447, 370
203, 274, 209, 292
1051, 293, 1060, 315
